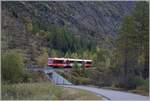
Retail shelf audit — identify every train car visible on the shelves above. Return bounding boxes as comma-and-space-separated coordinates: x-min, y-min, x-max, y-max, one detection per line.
48, 58, 92, 68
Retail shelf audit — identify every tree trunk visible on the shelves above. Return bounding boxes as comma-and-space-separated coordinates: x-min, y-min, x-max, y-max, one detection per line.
124, 48, 128, 76
143, 53, 149, 78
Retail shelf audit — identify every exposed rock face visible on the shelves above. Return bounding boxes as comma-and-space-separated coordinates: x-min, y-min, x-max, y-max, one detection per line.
1, 1, 135, 51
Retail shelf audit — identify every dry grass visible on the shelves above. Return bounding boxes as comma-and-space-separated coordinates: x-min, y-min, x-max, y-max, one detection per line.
102, 86, 149, 96
61, 87, 102, 100
129, 86, 149, 96
2, 82, 102, 100
2, 82, 62, 100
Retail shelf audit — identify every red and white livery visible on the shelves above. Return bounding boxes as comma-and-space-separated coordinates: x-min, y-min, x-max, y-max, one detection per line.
48, 58, 92, 68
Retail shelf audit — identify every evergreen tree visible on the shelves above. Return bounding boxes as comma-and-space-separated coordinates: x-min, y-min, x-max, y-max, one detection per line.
114, 2, 149, 79
2, 50, 25, 83
132, 2, 149, 78
116, 16, 135, 76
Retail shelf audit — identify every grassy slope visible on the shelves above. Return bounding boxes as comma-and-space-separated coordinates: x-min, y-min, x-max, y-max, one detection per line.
61, 87, 101, 100
2, 82, 101, 100
102, 86, 149, 96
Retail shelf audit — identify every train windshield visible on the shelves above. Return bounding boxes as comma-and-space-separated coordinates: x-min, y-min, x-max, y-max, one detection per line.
86, 61, 92, 64
53, 60, 64, 64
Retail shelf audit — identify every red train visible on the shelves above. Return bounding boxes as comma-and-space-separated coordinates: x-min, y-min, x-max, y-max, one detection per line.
48, 58, 92, 68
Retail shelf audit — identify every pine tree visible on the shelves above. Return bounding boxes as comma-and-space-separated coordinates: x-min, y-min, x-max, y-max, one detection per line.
114, 2, 149, 78
116, 16, 135, 76
132, 2, 149, 78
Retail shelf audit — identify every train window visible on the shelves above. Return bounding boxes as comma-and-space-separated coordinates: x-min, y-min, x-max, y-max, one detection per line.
86, 62, 92, 64
77, 61, 83, 64
53, 60, 64, 64
66, 60, 70, 64
70, 61, 74, 63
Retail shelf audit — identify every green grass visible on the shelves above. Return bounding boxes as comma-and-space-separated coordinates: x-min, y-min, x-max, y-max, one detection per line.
2, 82, 102, 100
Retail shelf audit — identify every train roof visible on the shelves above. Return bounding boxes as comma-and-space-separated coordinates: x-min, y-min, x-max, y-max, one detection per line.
48, 57, 92, 62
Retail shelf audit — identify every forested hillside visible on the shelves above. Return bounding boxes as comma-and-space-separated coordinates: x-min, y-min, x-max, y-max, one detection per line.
1, 1, 136, 67
1, 1, 149, 97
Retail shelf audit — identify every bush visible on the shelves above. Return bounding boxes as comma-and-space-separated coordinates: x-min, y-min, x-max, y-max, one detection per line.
21, 70, 51, 83
89, 68, 113, 87
129, 79, 149, 96
136, 79, 149, 94
72, 77, 91, 85
1, 50, 25, 83
38, 30, 49, 37
130, 77, 145, 87
36, 52, 48, 67
26, 22, 33, 32
116, 76, 147, 90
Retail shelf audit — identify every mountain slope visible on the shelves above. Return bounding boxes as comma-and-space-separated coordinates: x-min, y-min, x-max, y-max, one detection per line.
2, 1, 135, 46
1, 1, 135, 65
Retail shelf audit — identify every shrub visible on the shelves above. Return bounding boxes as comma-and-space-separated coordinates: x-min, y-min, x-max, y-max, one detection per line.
26, 22, 33, 32
38, 30, 49, 37
74, 77, 91, 85
89, 68, 113, 87
136, 79, 149, 94
130, 77, 145, 87
22, 71, 50, 83
36, 52, 48, 67
21, 72, 32, 83
1, 50, 25, 83
129, 79, 149, 96
117, 76, 147, 90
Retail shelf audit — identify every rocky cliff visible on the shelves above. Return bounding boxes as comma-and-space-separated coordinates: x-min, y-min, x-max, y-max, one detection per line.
1, 1, 135, 65
2, 1, 135, 49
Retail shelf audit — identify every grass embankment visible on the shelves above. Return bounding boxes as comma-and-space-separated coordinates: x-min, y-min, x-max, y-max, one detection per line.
2, 82, 101, 100
129, 88, 149, 96
102, 86, 149, 96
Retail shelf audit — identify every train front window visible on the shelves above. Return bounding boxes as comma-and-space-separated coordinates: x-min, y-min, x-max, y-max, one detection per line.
53, 60, 64, 64
65, 60, 70, 64
86, 62, 92, 64
77, 61, 82, 64
70, 61, 74, 63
